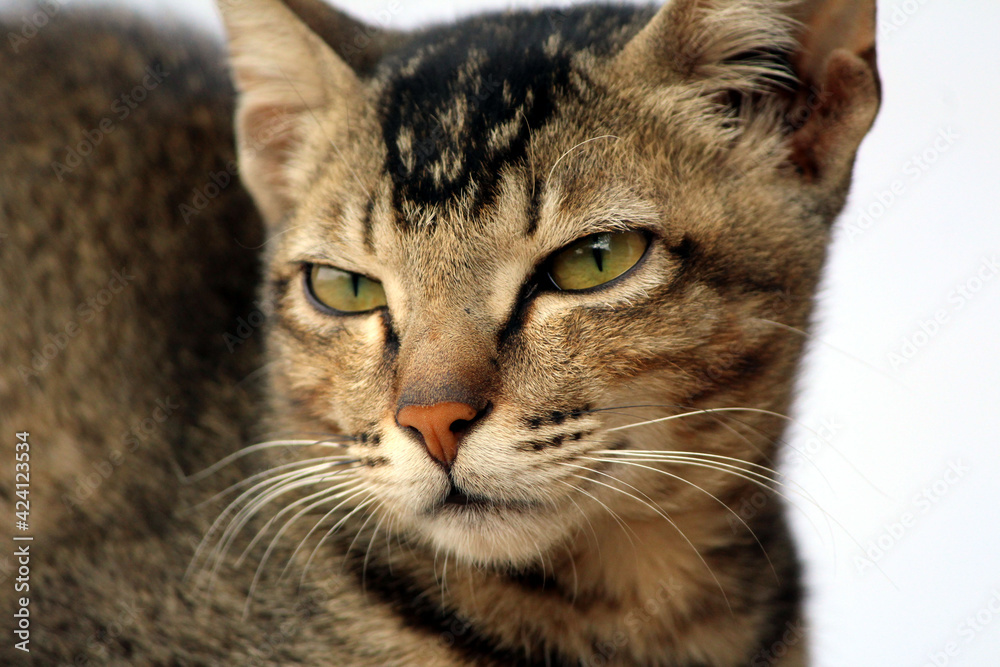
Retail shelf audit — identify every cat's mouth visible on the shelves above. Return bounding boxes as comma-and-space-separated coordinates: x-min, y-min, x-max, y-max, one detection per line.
441, 483, 495, 509
443, 487, 487, 507
438, 482, 536, 513
420, 481, 562, 564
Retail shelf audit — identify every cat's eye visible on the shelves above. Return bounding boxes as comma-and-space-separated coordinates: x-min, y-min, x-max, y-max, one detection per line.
305, 264, 387, 313
547, 231, 649, 291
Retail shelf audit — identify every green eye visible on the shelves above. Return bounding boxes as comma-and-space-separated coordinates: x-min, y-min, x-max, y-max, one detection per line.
548, 231, 648, 291
306, 264, 387, 313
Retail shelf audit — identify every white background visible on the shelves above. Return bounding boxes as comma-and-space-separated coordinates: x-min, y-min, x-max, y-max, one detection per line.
7, 0, 999, 664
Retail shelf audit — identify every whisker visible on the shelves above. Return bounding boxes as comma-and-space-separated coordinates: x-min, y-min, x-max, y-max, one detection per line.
562, 542, 579, 604
607, 406, 793, 432
187, 462, 348, 581
184, 438, 353, 484
191, 457, 359, 510
751, 317, 910, 390
518, 108, 537, 204
301, 493, 379, 585
558, 465, 733, 613
234, 220, 310, 250
546, 134, 620, 184
553, 478, 637, 553
588, 454, 821, 527
564, 491, 603, 563
244, 486, 373, 618
440, 547, 450, 605
280, 486, 373, 583
201, 463, 351, 549
235, 479, 364, 568
362, 506, 389, 594
203, 470, 355, 579
593, 452, 790, 494
245, 427, 365, 443
432, 544, 443, 592
381, 513, 397, 577
342, 501, 382, 583
587, 404, 786, 472
584, 457, 881, 579
596, 449, 783, 477
215, 472, 352, 570
579, 456, 780, 580
606, 406, 881, 496
586, 453, 783, 500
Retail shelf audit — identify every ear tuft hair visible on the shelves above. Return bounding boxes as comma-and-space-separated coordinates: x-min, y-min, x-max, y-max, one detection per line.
669, 1, 801, 94
618, 1, 800, 98
615, 0, 880, 185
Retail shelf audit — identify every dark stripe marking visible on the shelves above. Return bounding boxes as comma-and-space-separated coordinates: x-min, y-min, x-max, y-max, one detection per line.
341, 553, 575, 667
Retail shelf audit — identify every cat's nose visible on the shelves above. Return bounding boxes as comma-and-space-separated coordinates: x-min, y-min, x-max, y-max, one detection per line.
396, 401, 481, 468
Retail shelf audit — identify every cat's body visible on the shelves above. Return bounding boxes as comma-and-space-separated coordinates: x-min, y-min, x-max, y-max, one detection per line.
0, 1, 878, 664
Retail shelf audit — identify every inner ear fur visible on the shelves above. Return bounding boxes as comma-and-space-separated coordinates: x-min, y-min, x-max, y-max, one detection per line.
217, 0, 380, 225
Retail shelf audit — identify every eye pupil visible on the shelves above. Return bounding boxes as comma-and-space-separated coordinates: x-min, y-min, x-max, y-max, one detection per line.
351, 273, 360, 297
592, 246, 604, 272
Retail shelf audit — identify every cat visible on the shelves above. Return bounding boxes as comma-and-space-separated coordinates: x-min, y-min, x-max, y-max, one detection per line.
0, 0, 879, 664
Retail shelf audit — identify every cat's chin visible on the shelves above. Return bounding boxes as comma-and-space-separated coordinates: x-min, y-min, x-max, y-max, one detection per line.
417, 504, 571, 568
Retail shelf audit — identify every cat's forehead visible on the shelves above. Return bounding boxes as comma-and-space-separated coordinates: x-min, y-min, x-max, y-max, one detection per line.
371, 7, 651, 221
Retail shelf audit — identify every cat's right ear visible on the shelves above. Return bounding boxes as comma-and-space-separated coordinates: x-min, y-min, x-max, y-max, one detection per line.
217, 0, 373, 225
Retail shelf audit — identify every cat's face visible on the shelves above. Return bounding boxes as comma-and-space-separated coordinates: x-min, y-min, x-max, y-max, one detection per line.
222, 0, 879, 567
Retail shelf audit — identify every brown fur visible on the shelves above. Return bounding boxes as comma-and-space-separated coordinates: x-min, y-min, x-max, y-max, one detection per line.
1, 0, 878, 664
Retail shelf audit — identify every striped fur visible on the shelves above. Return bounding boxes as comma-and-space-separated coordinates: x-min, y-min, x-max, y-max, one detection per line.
1, 0, 878, 664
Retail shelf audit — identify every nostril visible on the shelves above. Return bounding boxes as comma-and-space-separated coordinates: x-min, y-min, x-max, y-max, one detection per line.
450, 418, 472, 434
396, 401, 491, 467
450, 401, 491, 434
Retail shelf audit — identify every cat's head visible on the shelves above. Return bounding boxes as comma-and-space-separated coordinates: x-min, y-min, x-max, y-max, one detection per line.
218, 0, 878, 567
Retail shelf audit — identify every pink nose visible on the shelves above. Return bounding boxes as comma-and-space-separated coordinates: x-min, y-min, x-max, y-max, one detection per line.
396, 402, 478, 467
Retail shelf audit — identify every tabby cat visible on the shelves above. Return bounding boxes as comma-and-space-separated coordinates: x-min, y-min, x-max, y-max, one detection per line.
0, 0, 879, 664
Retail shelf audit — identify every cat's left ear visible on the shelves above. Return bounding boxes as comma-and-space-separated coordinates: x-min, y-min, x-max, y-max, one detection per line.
217, 0, 373, 224
615, 0, 880, 186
